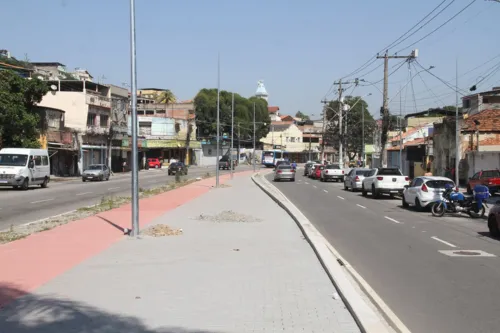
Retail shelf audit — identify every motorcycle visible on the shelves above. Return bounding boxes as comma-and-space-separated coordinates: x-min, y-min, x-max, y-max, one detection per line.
431, 184, 489, 218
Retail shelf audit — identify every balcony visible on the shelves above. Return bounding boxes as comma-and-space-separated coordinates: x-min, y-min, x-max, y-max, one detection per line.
86, 94, 111, 109
86, 125, 109, 135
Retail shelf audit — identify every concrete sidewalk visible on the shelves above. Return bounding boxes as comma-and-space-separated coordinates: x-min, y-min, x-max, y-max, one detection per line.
0, 174, 360, 333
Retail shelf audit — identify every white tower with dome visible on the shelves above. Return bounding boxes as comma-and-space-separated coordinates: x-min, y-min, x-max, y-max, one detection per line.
255, 80, 268, 101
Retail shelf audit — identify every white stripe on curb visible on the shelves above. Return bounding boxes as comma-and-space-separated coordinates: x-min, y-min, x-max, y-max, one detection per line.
252, 173, 410, 333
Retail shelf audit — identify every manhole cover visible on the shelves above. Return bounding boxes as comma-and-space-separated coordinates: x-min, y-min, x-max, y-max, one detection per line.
453, 251, 480, 256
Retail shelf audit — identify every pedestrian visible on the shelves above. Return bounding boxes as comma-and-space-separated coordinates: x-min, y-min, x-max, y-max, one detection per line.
122, 160, 127, 173
424, 168, 433, 176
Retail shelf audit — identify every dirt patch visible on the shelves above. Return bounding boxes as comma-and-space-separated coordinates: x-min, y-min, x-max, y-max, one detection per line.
141, 224, 183, 237
193, 210, 262, 223
0, 172, 214, 244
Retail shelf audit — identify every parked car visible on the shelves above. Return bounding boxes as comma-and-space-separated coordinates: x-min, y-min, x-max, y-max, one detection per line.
82, 164, 110, 182
320, 164, 344, 182
344, 168, 371, 191
467, 169, 500, 194
487, 200, 500, 237
0, 148, 51, 190
402, 176, 455, 210
304, 162, 314, 176
274, 164, 295, 182
311, 165, 325, 179
168, 162, 188, 175
147, 158, 162, 169
218, 156, 234, 170
361, 168, 409, 198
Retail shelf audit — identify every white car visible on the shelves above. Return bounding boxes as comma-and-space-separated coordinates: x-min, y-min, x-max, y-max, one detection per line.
362, 168, 409, 198
320, 163, 344, 182
402, 176, 455, 210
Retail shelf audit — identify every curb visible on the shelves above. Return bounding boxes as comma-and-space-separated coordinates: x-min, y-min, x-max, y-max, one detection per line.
252, 173, 411, 333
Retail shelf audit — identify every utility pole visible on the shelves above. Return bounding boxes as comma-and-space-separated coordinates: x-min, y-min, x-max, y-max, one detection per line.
399, 85, 403, 171
362, 103, 365, 167
253, 102, 256, 172
271, 124, 275, 163
455, 58, 460, 186
230, 92, 234, 179
215, 53, 220, 187
320, 100, 327, 163
129, 0, 139, 237
237, 122, 240, 164
377, 49, 418, 167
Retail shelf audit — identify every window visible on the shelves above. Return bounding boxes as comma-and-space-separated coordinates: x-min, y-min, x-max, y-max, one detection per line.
175, 123, 181, 133
100, 115, 109, 127
326, 164, 340, 169
156, 110, 166, 114
42, 156, 49, 166
290, 137, 295, 143
146, 110, 154, 115
412, 178, 424, 187
463, 100, 471, 108
137, 110, 145, 115
34, 156, 42, 166
472, 172, 480, 180
426, 180, 454, 189
483, 98, 489, 104
87, 113, 97, 126
377, 168, 402, 176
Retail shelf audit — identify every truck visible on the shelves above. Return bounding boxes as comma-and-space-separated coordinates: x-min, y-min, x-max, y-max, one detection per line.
467, 169, 500, 194
320, 163, 344, 182
361, 167, 409, 198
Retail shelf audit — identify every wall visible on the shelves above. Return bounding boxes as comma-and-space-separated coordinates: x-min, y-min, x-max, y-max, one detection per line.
466, 151, 500, 178
407, 117, 443, 129
38, 91, 88, 131
260, 124, 307, 152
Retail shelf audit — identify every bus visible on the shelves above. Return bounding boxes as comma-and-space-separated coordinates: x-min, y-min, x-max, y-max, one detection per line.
262, 149, 285, 167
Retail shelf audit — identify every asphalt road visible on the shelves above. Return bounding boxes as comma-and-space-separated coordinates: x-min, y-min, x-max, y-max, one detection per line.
267, 171, 500, 333
0, 165, 253, 230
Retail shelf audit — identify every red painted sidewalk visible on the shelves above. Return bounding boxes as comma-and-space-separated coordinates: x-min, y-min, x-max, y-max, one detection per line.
0, 171, 254, 309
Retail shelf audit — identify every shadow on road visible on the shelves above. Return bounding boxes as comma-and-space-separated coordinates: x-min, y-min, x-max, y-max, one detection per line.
477, 231, 498, 242
0, 283, 220, 333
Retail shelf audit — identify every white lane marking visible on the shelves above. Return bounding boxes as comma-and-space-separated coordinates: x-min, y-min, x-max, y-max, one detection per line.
108, 187, 121, 191
421, 230, 427, 233
30, 198, 54, 204
305, 182, 309, 185
313, 185, 317, 188
323, 189, 328, 193
431, 236, 457, 248
384, 216, 401, 224
76, 192, 93, 196
356, 204, 366, 209
337, 196, 345, 200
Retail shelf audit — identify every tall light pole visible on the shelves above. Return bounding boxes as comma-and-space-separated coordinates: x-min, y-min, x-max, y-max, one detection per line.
253, 102, 256, 172
215, 54, 220, 187
455, 59, 460, 186
399, 85, 403, 170
362, 104, 365, 167
230, 92, 234, 179
129, 0, 139, 237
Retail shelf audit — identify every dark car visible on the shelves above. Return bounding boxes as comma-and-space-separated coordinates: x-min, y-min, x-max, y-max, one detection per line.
168, 162, 188, 175
219, 156, 234, 170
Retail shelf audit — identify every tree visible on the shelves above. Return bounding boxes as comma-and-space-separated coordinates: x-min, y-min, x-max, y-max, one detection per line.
295, 111, 309, 121
154, 90, 176, 104
0, 70, 48, 148
194, 89, 270, 144
324, 96, 375, 161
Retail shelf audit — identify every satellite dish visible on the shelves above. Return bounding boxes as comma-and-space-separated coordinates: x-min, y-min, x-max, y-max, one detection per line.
50, 85, 58, 91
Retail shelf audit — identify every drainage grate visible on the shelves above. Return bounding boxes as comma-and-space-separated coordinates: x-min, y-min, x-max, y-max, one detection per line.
439, 250, 496, 257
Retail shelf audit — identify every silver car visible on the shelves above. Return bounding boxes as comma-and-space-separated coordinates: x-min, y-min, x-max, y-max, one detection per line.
344, 168, 371, 191
274, 165, 295, 182
82, 164, 110, 182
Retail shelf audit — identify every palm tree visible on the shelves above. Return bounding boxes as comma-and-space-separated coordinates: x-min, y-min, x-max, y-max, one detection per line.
155, 90, 176, 104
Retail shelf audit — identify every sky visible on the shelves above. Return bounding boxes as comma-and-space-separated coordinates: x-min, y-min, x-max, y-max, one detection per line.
2, 0, 500, 120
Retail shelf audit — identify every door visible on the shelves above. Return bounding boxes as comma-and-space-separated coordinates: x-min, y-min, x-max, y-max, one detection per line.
32, 155, 43, 184
346, 169, 354, 187
407, 178, 423, 203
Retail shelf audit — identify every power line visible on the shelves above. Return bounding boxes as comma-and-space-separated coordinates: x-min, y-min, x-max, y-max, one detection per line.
415, 60, 469, 95
412, 62, 447, 106
396, 0, 478, 53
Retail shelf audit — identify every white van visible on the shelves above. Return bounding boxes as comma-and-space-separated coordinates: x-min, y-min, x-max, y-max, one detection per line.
0, 148, 51, 190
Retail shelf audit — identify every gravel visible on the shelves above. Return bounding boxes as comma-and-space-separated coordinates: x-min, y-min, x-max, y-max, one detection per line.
193, 210, 262, 223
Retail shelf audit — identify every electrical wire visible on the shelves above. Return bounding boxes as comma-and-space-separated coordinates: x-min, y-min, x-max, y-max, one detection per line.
415, 60, 468, 95
396, 0, 478, 53
413, 63, 447, 106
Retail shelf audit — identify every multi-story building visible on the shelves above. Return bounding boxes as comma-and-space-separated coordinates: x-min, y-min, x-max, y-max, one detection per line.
131, 99, 199, 165
462, 86, 500, 116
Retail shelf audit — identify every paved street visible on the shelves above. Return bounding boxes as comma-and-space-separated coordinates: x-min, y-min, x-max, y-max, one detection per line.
0, 165, 253, 230
267, 171, 500, 333
0, 173, 360, 333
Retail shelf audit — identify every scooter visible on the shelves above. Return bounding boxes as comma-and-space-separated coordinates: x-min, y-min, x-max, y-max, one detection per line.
431, 184, 489, 218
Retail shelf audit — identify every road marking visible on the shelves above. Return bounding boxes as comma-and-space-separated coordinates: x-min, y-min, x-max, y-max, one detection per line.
439, 250, 496, 257
30, 198, 54, 204
108, 187, 121, 191
356, 204, 366, 209
305, 182, 309, 185
431, 236, 457, 248
337, 196, 345, 200
76, 192, 93, 196
313, 185, 317, 188
384, 216, 401, 224
323, 189, 328, 193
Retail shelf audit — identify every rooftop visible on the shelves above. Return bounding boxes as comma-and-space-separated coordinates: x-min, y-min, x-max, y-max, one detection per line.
268, 106, 279, 113
32, 62, 66, 67
462, 109, 500, 133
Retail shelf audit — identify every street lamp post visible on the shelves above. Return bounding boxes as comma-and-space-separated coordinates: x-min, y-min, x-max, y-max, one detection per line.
253, 102, 256, 172
230, 92, 234, 179
129, 0, 139, 237
215, 54, 221, 187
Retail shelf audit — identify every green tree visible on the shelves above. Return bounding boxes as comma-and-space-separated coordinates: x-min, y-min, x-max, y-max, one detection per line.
154, 89, 176, 104
295, 111, 309, 121
324, 96, 375, 161
194, 89, 270, 144
0, 71, 48, 148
